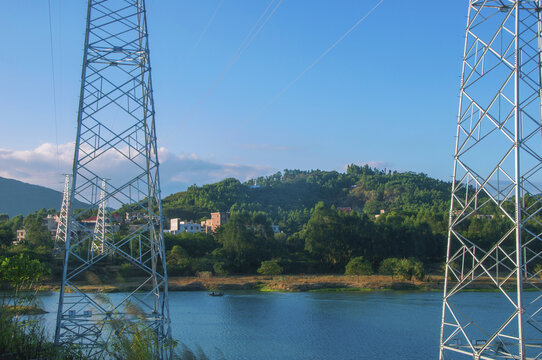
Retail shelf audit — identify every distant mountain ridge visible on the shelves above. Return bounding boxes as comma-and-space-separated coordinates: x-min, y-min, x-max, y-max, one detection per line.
0, 177, 86, 217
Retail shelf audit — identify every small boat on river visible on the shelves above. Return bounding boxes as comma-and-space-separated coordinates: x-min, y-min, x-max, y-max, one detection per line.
208, 291, 224, 297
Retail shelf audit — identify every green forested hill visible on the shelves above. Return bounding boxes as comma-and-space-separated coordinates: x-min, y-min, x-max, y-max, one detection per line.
162, 165, 451, 233
159, 165, 454, 274
3, 166, 512, 276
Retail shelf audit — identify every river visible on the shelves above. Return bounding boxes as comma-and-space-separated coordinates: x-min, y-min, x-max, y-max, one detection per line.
33, 290, 520, 359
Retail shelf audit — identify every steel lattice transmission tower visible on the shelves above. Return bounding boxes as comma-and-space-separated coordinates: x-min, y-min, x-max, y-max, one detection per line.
54, 174, 72, 251
440, 1, 542, 359
54, 0, 170, 358
92, 179, 110, 256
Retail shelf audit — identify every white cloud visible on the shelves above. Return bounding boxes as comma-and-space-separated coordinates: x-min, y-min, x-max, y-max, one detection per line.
0, 142, 274, 195
157, 147, 273, 194
359, 161, 389, 169
0, 143, 74, 189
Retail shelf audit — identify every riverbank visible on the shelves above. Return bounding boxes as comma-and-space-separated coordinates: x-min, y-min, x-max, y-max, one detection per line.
35, 274, 448, 293
169, 274, 444, 291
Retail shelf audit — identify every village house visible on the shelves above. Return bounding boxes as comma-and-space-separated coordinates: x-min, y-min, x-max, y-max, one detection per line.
167, 219, 201, 234
200, 212, 230, 233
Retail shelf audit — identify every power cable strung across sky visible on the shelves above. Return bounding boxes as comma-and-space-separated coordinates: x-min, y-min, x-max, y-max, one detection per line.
47, 0, 60, 173
180, 0, 225, 70
174, 0, 283, 135
244, 0, 385, 126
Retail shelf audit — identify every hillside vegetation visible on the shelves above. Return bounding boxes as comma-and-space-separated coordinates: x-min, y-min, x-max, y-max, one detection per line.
162, 165, 451, 233
2, 164, 528, 280
160, 165, 453, 275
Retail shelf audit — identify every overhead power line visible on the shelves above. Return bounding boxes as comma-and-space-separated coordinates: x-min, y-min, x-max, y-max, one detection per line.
246, 0, 385, 125
173, 0, 283, 136
182, 0, 225, 66
187, 0, 282, 120
47, 0, 60, 172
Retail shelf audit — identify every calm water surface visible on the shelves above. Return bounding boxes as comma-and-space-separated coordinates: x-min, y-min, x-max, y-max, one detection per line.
37, 290, 445, 359
35, 290, 542, 359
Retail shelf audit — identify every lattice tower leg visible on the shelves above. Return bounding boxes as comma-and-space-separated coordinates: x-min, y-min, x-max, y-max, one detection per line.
440, 1, 542, 359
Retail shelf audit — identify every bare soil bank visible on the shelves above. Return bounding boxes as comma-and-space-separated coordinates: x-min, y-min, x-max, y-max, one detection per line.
169, 274, 445, 291
37, 274, 452, 293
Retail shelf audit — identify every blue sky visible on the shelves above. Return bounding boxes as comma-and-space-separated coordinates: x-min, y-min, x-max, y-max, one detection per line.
0, 1, 467, 194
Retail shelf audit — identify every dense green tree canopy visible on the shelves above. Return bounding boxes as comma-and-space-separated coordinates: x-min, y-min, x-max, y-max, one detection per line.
5, 166, 520, 278
214, 211, 278, 273
303, 202, 374, 271
161, 165, 452, 236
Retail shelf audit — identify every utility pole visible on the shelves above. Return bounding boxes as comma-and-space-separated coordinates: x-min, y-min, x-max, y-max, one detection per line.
440, 1, 542, 359
54, 1, 170, 358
